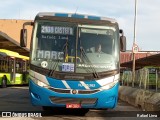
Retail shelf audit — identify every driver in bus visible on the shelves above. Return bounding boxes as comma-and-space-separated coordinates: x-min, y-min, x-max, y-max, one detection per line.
95, 44, 102, 53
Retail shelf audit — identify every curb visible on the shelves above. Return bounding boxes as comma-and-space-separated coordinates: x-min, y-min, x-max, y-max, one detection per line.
118, 86, 160, 111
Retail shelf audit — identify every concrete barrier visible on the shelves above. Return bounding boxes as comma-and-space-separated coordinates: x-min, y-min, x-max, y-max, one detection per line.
118, 86, 160, 111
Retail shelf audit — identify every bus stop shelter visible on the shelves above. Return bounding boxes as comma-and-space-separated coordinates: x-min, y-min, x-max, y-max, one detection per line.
0, 31, 29, 57
121, 53, 160, 69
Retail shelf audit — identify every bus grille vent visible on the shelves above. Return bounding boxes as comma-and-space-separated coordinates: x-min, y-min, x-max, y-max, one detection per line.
50, 96, 97, 105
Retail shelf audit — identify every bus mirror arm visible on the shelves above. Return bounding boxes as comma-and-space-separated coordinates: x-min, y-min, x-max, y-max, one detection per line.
20, 22, 34, 47
119, 29, 126, 52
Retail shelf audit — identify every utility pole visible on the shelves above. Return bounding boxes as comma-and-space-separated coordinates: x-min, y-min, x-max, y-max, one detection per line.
132, 0, 138, 87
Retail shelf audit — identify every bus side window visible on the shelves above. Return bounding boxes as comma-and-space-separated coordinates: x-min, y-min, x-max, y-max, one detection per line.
16, 63, 20, 72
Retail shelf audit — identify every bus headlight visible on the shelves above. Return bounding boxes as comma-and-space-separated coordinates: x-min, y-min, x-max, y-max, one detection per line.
100, 74, 119, 90
30, 76, 49, 88
37, 80, 49, 88
100, 80, 119, 90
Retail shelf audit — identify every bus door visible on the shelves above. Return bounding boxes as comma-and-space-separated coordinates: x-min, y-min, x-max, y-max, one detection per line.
15, 58, 28, 84
0, 56, 11, 85
9, 57, 16, 84
21, 60, 28, 84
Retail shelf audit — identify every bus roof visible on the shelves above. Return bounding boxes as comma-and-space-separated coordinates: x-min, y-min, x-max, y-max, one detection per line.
0, 49, 29, 60
36, 12, 117, 24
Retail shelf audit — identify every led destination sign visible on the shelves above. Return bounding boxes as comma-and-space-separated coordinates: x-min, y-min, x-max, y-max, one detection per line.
41, 26, 73, 35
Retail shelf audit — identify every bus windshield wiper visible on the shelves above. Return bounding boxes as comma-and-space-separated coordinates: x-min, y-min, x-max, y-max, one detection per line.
80, 46, 99, 78
48, 59, 60, 77
63, 37, 69, 62
49, 37, 68, 77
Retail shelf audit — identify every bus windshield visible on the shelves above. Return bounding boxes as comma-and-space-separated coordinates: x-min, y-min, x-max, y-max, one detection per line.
31, 20, 119, 73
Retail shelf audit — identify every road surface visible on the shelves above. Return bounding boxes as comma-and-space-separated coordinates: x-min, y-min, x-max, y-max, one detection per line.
0, 86, 159, 120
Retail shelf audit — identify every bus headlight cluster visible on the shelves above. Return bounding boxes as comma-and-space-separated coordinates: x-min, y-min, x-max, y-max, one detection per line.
100, 74, 119, 90
100, 80, 119, 90
30, 76, 49, 88
37, 80, 49, 88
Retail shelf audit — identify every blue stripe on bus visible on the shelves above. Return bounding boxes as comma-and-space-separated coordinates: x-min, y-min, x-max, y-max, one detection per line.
66, 81, 86, 90
65, 80, 101, 90
55, 13, 68, 17
54, 13, 101, 20
88, 16, 101, 20
84, 80, 101, 89
46, 77, 66, 89
71, 14, 85, 18
46, 77, 101, 90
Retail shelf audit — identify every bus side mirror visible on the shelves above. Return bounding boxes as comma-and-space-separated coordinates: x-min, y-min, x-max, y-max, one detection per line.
20, 21, 33, 47
20, 29, 27, 47
119, 29, 126, 52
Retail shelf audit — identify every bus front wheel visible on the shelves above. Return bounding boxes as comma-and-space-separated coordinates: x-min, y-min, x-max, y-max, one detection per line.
1, 76, 7, 88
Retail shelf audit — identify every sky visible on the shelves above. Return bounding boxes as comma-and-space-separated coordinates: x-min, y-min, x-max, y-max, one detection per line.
0, 0, 160, 51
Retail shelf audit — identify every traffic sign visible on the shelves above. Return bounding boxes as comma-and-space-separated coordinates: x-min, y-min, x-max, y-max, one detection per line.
132, 44, 139, 53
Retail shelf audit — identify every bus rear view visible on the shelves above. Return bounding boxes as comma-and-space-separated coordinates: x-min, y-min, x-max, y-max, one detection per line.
20, 12, 126, 110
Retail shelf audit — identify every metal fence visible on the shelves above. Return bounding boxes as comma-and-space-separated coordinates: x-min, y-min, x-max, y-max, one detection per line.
121, 67, 160, 92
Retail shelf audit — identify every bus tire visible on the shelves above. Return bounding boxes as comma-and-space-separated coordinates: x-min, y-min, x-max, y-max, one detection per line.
1, 76, 7, 88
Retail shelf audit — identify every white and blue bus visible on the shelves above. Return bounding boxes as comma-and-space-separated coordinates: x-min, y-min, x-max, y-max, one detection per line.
20, 12, 126, 110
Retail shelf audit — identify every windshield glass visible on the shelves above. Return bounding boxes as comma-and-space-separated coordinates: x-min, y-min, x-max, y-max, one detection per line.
31, 20, 119, 74
76, 25, 119, 73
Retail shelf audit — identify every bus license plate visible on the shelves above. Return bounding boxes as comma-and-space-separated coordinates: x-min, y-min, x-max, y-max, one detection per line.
66, 103, 81, 108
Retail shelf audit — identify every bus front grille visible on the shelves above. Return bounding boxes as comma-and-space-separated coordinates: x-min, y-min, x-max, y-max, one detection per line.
49, 88, 70, 94
49, 87, 100, 94
50, 96, 97, 105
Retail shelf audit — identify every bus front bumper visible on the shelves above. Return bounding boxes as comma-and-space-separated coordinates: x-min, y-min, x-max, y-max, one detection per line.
29, 80, 119, 109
